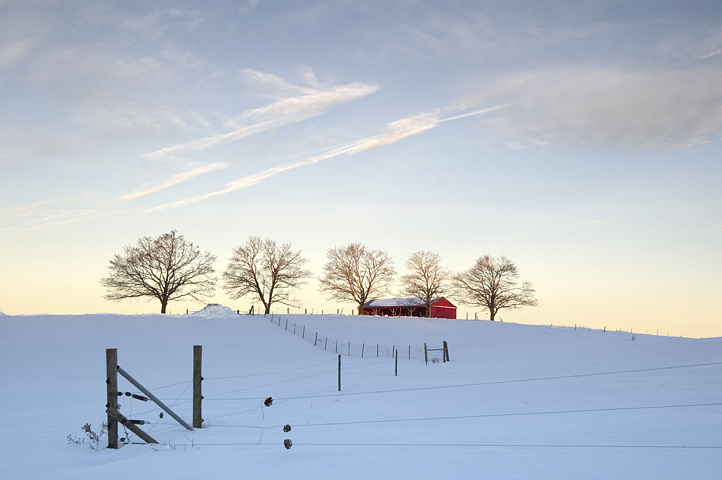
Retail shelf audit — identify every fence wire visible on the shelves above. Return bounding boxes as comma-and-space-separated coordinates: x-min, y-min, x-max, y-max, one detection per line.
265, 314, 429, 360
110, 350, 722, 451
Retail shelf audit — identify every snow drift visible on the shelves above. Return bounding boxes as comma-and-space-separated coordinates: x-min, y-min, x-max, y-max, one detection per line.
187, 303, 239, 318
1, 312, 720, 480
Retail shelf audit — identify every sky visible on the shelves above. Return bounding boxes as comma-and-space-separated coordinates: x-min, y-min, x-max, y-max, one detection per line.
1, 0, 721, 337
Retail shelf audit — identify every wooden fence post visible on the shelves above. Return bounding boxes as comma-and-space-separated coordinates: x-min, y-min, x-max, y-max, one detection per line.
395, 349, 398, 376
424, 343, 428, 365
443, 341, 449, 362
106, 348, 118, 449
337, 355, 341, 391
193, 345, 202, 429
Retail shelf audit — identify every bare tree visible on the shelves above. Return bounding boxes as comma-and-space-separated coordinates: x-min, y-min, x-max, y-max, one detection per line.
318, 243, 396, 314
222, 236, 312, 314
452, 255, 537, 321
101, 230, 217, 314
399, 251, 450, 317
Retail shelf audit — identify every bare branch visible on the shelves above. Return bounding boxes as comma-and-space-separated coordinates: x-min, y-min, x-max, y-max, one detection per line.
318, 243, 396, 314
452, 255, 538, 321
100, 230, 217, 313
398, 251, 450, 317
222, 236, 312, 314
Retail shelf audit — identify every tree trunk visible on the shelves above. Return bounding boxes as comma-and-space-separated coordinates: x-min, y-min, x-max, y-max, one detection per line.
160, 301, 167, 314
489, 309, 495, 321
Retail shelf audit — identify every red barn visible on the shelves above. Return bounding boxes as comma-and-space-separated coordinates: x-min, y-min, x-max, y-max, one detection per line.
362, 297, 457, 319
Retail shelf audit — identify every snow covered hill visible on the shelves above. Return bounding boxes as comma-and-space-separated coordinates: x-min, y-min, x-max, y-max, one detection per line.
1, 311, 720, 479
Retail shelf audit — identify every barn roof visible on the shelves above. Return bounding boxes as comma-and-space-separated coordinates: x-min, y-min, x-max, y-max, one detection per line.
363, 297, 455, 308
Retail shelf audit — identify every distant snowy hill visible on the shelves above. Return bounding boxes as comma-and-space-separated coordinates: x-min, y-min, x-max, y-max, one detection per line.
1, 312, 720, 479
187, 303, 239, 318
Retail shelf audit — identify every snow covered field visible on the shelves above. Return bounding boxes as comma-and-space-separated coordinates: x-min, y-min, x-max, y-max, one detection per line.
1, 307, 721, 479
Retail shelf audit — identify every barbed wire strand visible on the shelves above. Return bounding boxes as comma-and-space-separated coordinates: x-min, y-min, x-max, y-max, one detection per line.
136, 441, 722, 449
205, 401, 722, 429
130, 359, 721, 421
204, 359, 336, 381
265, 360, 722, 401
294, 401, 722, 428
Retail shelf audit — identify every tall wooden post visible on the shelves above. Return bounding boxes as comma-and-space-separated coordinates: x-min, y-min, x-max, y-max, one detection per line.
193, 345, 203, 429
443, 341, 449, 362
337, 354, 341, 391
424, 343, 428, 365
395, 349, 398, 376
106, 348, 118, 449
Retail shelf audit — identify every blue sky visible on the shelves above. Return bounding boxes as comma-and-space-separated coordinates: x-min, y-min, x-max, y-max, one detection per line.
1, 1, 721, 336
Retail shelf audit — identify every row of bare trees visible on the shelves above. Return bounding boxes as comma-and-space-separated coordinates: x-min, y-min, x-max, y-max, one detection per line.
101, 231, 537, 320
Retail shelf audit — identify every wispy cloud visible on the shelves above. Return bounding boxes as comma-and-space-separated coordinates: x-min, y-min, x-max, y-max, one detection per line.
565, 220, 613, 228
146, 101, 513, 212
0, 40, 33, 68
27, 46, 198, 133
2, 199, 118, 235
237, 0, 261, 15
3, 162, 228, 233
699, 224, 722, 233
700, 48, 722, 60
144, 71, 380, 158
483, 66, 722, 149
15, 209, 101, 234
117, 162, 228, 201
0, 200, 56, 218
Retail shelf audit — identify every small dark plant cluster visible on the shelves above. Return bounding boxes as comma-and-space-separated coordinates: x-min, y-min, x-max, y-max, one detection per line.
67, 422, 109, 450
